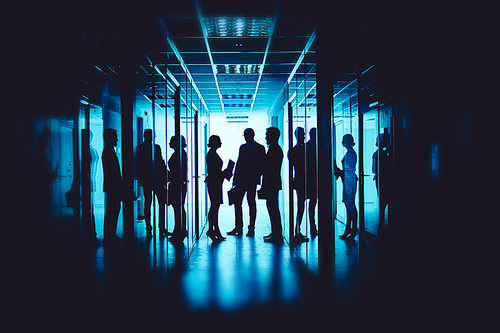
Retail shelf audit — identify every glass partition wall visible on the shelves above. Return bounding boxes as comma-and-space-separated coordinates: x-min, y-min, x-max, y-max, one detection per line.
80, 65, 123, 243
333, 64, 393, 240
78, 49, 209, 266
284, 49, 318, 270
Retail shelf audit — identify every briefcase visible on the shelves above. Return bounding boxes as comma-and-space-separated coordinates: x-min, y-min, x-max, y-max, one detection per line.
228, 186, 243, 205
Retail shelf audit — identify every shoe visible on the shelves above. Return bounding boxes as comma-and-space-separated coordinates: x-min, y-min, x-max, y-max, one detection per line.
263, 233, 273, 239
160, 229, 172, 237
347, 229, 358, 240
293, 233, 309, 243
246, 229, 255, 237
339, 228, 351, 239
227, 228, 242, 236
264, 235, 283, 244
310, 228, 318, 238
215, 229, 226, 241
169, 231, 185, 242
207, 230, 217, 242
214, 235, 226, 243
146, 231, 153, 238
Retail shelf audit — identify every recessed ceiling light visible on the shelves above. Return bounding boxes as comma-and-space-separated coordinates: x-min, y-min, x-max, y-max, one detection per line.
216, 64, 261, 74
204, 17, 272, 37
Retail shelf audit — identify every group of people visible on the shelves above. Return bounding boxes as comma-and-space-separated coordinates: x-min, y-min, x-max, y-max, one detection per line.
101, 126, 360, 245
205, 127, 286, 244
102, 128, 188, 244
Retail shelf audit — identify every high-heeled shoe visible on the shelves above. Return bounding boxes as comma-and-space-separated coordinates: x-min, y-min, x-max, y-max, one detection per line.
215, 231, 226, 241
346, 228, 358, 240
160, 229, 171, 237
207, 230, 217, 242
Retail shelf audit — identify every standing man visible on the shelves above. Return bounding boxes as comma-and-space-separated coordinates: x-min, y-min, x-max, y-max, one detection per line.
228, 128, 266, 237
102, 128, 123, 244
136, 129, 167, 238
306, 128, 318, 238
260, 127, 283, 244
288, 127, 309, 243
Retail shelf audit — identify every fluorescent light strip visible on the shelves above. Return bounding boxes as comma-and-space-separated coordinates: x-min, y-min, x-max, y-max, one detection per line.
296, 82, 317, 108
197, 4, 226, 119
157, 17, 209, 112
287, 30, 316, 84
248, 8, 279, 119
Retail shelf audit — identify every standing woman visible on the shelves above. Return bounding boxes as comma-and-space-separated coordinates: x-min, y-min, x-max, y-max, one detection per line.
167, 135, 188, 242
205, 135, 231, 243
334, 134, 358, 240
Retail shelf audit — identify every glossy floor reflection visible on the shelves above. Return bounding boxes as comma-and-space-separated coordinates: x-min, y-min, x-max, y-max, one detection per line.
27, 201, 415, 330
182, 204, 302, 312
88, 202, 375, 310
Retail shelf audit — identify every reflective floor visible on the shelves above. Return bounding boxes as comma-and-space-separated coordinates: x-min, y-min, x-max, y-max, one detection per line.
20, 202, 429, 330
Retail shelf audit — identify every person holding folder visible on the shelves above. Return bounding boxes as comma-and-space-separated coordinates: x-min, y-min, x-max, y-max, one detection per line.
205, 135, 233, 243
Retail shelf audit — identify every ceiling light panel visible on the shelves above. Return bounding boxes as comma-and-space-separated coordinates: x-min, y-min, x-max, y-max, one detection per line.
224, 103, 252, 108
222, 94, 253, 99
215, 64, 261, 74
204, 17, 272, 37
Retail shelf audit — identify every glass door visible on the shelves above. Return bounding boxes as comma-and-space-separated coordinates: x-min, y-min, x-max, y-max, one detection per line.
333, 72, 359, 236
360, 65, 393, 238
284, 50, 318, 269
80, 62, 123, 243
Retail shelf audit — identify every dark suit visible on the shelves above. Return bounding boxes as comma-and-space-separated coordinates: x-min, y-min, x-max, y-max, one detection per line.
136, 142, 166, 233
167, 149, 188, 236
261, 142, 283, 237
102, 145, 122, 239
233, 140, 266, 232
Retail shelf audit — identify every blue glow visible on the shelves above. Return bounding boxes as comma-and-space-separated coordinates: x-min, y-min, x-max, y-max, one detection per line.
431, 143, 439, 179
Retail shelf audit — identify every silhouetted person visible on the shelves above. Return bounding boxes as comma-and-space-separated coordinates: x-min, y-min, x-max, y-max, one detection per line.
81, 129, 98, 242
334, 134, 358, 240
306, 128, 318, 237
260, 127, 283, 244
288, 127, 309, 243
136, 129, 167, 238
102, 128, 123, 244
205, 135, 232, 243
372, 133, 393, 236
228, 128, 265, 237
167, 135, 188, 242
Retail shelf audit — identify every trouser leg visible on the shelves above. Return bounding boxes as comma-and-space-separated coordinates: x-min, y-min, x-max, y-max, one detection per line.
104, 194, 121, 238
247, 184, 257, 231
234, 203, 243, 231
143, 187, 153, 233
266, 194, 282, 236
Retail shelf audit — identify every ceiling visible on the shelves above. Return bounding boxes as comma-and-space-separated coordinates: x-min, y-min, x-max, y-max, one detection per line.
138, 1, 317, 123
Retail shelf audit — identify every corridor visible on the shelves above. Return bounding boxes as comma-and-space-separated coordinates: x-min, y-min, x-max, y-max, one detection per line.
12, 0, 480, 329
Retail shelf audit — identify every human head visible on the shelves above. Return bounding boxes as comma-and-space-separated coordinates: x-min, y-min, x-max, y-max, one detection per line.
265, 127, 280, 145
342, 134, 355, 147
144, 129, 153, 143
294, 127, 305, 144
207, 135, 221, 149
103, 128, 118, 146
309, 128, 317, 143
169, 135, 187, 150
243, 128, 255, 144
